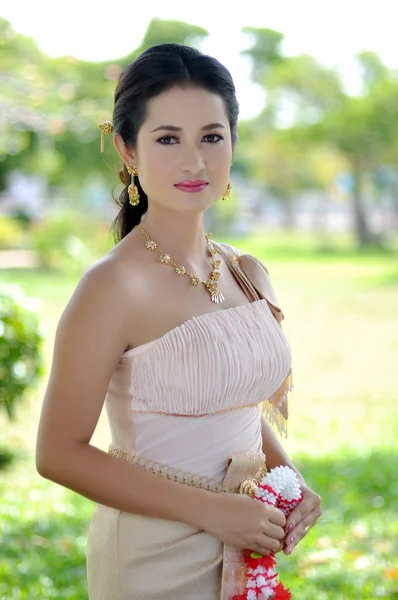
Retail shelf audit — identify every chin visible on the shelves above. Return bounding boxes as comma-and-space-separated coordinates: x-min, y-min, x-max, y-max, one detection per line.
184, 198, 217, 212
172, 192, 215, 210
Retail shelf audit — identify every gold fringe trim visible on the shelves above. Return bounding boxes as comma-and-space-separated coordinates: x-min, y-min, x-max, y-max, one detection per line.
261, 401, 288, 438
261, 368, 294, 438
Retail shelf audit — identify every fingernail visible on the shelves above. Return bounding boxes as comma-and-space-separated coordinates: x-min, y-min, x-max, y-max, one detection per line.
288, 545, 293, 554
289, 535, 294, 543
288, 523, 294, 532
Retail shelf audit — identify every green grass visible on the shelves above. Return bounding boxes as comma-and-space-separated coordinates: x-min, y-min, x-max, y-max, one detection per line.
1, 449, 397, 599
1, 233, 398, 599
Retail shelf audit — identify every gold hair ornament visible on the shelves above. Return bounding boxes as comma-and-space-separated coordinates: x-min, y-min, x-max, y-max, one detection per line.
99, 121, 114, 152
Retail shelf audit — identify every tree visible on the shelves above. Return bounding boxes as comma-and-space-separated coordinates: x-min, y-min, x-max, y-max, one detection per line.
241, 30, 398, 245
241, 27, 285, 86
127, 18, 208, 59
238, 124, 347, 229
307, 52, 398, 245
0, 18, 209, 196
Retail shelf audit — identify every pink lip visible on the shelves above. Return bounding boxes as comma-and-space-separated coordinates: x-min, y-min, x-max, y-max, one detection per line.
175, 180, 208, 186
174, 180, 208, 193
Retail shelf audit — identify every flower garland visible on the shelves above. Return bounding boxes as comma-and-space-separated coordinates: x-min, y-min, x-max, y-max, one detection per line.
231, 466, 303, 600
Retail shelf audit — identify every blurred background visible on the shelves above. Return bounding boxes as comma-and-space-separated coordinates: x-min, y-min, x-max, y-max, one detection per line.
0, 1, 397, 598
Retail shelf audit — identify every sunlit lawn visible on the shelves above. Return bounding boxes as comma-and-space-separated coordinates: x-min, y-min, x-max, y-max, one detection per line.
1, 232, 398, 599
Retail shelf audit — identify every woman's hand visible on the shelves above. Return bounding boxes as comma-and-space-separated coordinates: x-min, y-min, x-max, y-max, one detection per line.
283, 483, 322, 555
202, 493, 287, 555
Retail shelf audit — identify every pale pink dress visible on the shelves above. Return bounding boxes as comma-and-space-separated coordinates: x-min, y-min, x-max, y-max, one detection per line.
86, 254, 292, 599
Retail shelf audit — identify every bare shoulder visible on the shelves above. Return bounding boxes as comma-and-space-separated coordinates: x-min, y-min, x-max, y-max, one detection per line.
36, 249, 143, 465
59, 255, 130, 349
62, 234, 155, 350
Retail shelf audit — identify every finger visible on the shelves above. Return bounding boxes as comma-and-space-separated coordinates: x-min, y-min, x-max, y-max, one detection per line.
252, 544, 271, 556
285, 502, 322, 540
284, 508, 319, 544
267, 506, 286, 528
284, 502, 306, 533
264, 523, 286, 541
284, 494, 321, 534
253, 544, 283, 556
286, 490, 322, 527
258, 534, 283, 554
283, 507, 321, 555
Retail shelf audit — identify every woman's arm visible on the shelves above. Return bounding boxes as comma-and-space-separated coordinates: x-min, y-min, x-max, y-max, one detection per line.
260, 413, 306, 486
38, 438, 216, 526
35, 259, 211, 529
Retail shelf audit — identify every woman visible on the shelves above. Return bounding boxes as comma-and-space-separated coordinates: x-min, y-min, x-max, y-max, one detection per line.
36, 43, 321, 599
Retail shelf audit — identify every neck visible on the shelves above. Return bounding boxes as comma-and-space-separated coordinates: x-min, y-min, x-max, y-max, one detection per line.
137, 207, 211, 265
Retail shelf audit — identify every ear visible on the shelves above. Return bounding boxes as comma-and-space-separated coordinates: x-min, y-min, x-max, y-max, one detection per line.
113, 132, 135, 167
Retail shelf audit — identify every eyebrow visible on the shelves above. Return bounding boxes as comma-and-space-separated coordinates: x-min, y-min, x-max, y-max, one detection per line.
150, 123, 225, 133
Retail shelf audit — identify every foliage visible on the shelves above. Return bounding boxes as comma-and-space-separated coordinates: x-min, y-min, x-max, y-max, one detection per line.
0, 449, 397, 599
2, 16, 398, 249
240, 32, 398, 245
0, 216, 25, 250
241, 27, 285, 84
242, 128, 347, 197
207, 187, 241, 235
0, 16, 209, 193
129, 18, 208, 60
27, 212, 112, 271
0, 284, 45, 420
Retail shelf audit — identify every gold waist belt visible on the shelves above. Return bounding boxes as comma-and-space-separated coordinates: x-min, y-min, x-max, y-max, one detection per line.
108, 445, 267, 496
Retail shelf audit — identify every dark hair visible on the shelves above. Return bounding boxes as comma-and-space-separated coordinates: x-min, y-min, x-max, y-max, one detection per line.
111, 43, 239, 243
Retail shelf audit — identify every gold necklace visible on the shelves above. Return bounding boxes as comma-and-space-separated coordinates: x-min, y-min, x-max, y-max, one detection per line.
136, 225, 225, 303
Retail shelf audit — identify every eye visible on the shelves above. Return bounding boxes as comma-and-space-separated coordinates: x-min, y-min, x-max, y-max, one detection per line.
157, 136, 179, 145
203, 134, 223, 143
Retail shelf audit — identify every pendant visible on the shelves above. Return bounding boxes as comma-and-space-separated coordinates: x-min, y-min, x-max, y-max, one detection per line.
211, 290, 225, 304
206, 280, 225, 304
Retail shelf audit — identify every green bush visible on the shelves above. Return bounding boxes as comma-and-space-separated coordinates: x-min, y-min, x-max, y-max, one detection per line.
0, 216, 25, 250
0, 284, 45, 420
28, 212, 113, 270
28, 212, 91, 270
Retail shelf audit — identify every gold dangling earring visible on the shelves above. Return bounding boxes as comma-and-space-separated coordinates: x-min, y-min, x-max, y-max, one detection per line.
127, 165, 140, 206
222, 181, 231, 201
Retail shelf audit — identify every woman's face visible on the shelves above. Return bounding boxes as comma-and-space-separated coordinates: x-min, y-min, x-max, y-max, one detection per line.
132, 85, 233, 214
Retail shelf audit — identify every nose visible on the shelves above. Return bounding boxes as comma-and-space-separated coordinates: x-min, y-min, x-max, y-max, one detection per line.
179, 145, 206, 175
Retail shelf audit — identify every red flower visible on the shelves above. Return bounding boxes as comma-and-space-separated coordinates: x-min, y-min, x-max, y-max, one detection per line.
273, 582, 292, 599
227, 467, 303, 599
245, 552, 276, 571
